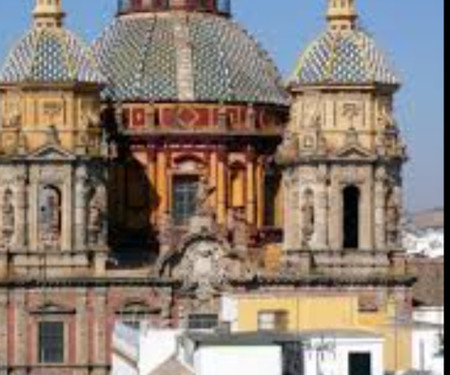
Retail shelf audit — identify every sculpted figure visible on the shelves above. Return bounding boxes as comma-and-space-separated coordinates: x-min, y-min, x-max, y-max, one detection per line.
302, 190, 315, 248
39, 187, 61, 245
88, 186, 106, 246
278, 130, 299, 161
194, 175, 215, 216
229, 207, 249, 252
386, 190, 401, 247
2, 190, 15, 240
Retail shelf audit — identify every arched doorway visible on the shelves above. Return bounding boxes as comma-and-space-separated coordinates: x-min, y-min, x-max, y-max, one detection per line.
343, 185, 360, 249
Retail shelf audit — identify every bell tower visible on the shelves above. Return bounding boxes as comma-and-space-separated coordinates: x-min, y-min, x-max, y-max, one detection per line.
0, 0, 109, 278
278, 0, 407, 276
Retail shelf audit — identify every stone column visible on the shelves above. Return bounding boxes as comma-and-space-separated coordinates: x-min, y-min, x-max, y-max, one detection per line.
328, 177, 341, 251
246, 149, 256, 225
14, 291, 27, 367
283, 171, 299, 251
374, 168, 386, 250
157, 150, 168, 219
0, 291, 8, 367
315, 165, 329, 250
75, 166, 87, 251
94, 288, 108, 367
14, 171, 28, 250
256, 160, 264, 228
148, 148, 157, 225
217, 148, 227, 224
209, 152, 218, 211
76, 288, 88, 365
360, 179, 373, 250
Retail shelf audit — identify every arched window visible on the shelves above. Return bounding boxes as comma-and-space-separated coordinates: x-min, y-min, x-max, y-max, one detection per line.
39, 185, 62, 244
264, 171, 282, 227
343, 185, 360, 249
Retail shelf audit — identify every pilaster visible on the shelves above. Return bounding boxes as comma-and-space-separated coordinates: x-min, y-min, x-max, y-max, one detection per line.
75, 166, 88, 251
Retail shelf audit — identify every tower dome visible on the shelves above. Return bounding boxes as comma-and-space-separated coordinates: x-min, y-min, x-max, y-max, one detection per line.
290, 0, 400, 87
0, 0, 103, 85
94, 1, 288, 105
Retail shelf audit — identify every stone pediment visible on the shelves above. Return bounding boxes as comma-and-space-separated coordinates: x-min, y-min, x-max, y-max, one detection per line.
27, 144, 76, 161
30, 302, 76, 315
335, 144, 373, 159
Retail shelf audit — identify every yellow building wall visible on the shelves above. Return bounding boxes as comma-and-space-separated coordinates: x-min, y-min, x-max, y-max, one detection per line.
235, 293, 411, 373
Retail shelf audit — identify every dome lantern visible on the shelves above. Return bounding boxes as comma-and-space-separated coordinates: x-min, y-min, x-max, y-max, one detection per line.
117, 0, 231, 17
326, 0, 358, 33
33, 0, 66, 29
290, 0, 400, 88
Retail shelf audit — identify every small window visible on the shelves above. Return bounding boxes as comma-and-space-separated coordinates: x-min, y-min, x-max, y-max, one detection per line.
258, 311, 289, 332
172, 175, 199, 226
349, 353, 372, 375
188, 314, 218, 330
264, 172, 281, 227
38, 321, 64, 364
117, 302, 153, 331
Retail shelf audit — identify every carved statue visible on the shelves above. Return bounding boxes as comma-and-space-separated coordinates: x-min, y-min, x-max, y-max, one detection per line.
39, 187, 61, 245
277, 130, 299, 161
301, 190, 315, 248
2, 190, 15, 241
45, 125, 60, 145
386, 189, 401, 247
229, 207, 249, 252
194, 175, 216, 216
88, 186, 106, 246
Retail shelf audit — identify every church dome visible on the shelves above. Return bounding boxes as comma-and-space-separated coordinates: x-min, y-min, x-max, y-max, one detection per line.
290, 0, 399, 87
292, 29, 399, 86
93, 11, 289, 105
0, 28, 104, 84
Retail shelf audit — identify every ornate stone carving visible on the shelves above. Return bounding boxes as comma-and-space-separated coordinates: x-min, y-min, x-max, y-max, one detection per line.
45, 125, 60, 145
386, 188, 401, 248
276, 130, 299, 163
173, 237, 247, 302
88, 185, 107, 247
345, 127, 359, 145
194, 175, 216, 216
301, 189, 315, 249
39, 185, 62, 247
1, 189, 15, 245
228, 207, 249, 252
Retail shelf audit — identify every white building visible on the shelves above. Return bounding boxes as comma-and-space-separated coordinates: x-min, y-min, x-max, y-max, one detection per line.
403, 228, 444, 259
410, 307, 444, 375
112, 323, 384, 375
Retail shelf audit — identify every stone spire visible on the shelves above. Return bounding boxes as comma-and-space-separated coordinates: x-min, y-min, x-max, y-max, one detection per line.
33, 0, 65, 29
326, 0, 358, 32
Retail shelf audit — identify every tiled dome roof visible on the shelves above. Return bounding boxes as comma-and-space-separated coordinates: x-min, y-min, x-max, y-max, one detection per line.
292, 29, 400, 86
94, 13, 289, 105
0, 28, 104, 84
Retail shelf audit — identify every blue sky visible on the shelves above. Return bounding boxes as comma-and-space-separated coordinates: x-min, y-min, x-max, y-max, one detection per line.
0, 0, 443, 213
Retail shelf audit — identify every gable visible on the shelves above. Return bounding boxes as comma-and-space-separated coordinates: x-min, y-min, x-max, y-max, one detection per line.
335, 144, 373, 159
27, 144, 75, 161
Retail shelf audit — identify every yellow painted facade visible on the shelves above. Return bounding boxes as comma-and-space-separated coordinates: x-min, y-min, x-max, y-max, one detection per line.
0, 84, 103, 155
232, 293, 411, 372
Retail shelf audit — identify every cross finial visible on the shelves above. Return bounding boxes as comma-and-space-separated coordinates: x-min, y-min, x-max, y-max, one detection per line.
327, 0, 358, 33
33, 0, 65, 29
